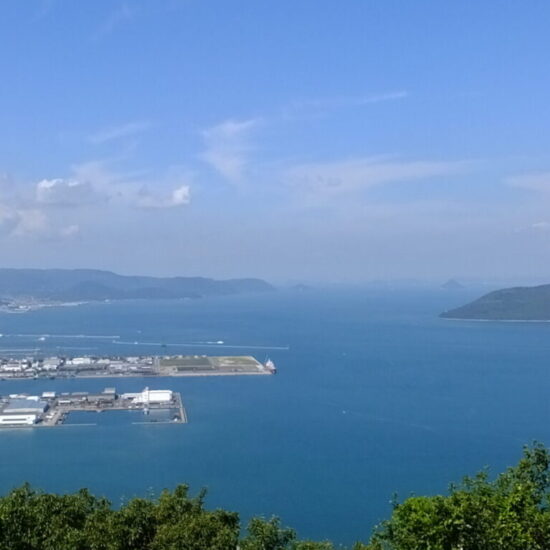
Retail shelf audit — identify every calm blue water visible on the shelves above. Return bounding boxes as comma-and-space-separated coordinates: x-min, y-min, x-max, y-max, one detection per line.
0, 288, 549, 545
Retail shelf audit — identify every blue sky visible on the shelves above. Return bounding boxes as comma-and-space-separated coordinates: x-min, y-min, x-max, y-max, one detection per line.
1, 1, 550, 283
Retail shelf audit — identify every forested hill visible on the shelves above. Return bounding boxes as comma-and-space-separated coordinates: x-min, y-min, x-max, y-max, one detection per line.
0, 268, 274, 302
440, 283, 550, 320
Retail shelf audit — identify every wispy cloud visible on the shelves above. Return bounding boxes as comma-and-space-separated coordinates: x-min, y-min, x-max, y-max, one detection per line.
36, 178, 103, 207
282, 90, 409, 121
506, 171, 550, 192
200, 118, 260, 182
285, 157, 469, 202
137, 184, 191, 209
89, 121, 150, 145
289, 91, 409, 112
71, 159, 192, 209
0, 204, 21, 236
0, 200, 81, 241
94, 3, 136, 39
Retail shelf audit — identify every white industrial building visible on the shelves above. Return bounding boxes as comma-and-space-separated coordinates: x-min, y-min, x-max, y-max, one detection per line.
122, 388, 173, 404
41, 358, 60, 371
66, 357, 92, 366
0, 414, 37, 425
1, 363, 25, 372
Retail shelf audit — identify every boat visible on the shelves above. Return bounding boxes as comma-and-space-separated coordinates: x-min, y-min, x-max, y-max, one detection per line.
264, 358, 277, 374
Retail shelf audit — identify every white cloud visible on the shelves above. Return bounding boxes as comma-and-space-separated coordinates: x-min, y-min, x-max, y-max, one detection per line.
36, 178, 101, 206
137, 184, 191, 209
200, 118, 259, 182
531, 221, 550, 230
60, 224, 80, 237
0, 198, 77, 241
285, 157, 469, 200
507, 172, 550, 192
89, 121, 150, 144
12, 209, 48, 237
69, 160, 193, 210
94, 3, 136, 39
71, 160, 141, 191
11, 209, 80, 240
0, 205, 21, 236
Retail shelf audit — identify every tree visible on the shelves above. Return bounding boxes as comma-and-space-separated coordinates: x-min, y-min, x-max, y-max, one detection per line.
240, 517, 296, 550
366, 443, 550, 550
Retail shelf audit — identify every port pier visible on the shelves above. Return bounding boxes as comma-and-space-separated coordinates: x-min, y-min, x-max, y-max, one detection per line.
0, 387, 187, 428
0, 354, 276, 380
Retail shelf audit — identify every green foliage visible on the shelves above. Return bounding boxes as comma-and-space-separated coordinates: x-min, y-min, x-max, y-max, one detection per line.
241, 516, 296, 550
1, 445, 550, 549
367, 443, 550, 550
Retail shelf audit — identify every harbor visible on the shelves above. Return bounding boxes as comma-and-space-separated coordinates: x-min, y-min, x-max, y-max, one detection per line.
0, 387, 186, 428
0, 354, 276, 380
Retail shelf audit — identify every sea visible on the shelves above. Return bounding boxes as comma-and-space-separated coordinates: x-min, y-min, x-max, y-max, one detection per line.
0, 287, 549, 546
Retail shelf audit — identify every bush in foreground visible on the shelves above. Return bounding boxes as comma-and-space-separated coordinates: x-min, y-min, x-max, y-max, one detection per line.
1, 444, 550, 549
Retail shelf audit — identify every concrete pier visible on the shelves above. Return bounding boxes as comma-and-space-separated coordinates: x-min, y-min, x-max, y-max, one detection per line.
0, 387, 187, 429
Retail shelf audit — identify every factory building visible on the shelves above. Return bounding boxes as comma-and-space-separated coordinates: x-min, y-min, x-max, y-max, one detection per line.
87, 393, 116, 404
121, 388, 173, 404
3, 398, 48, 415
0, 414, 37, 425
138, 389, 172, 403
66, 357, 92, 366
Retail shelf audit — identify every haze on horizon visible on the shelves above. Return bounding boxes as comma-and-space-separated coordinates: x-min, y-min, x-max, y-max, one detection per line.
1, 1, 549, 284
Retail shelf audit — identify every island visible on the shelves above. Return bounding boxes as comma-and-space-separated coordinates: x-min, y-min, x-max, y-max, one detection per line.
440, 283, 550, 320
441, 278, 464, 290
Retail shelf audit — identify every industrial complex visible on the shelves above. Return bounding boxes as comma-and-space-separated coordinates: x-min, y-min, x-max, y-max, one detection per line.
0, 386, 186, 428
0, 355, 275, 429
0, 354, 276, 379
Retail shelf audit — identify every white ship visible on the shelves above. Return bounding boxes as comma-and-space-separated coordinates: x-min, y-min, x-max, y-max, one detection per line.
264, 358, 277, 374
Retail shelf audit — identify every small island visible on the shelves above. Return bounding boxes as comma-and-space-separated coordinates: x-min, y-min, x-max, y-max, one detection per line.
440, 283, 550, 320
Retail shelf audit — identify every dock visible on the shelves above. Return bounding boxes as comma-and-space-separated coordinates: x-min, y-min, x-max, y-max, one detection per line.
0, 387, 187, 429
0, 354, 276, 380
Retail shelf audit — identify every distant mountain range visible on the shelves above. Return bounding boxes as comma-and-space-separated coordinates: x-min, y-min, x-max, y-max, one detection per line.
440, 283, 550, 320
0, 269, 274, 303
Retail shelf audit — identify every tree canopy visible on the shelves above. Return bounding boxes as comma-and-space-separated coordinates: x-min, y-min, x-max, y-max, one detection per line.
1, 444, 550, 549
367, 443, 550, 550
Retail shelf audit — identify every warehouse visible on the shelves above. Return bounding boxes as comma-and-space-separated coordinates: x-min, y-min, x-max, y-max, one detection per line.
0, 414, 37, 425
129, 388, 173, 404
3, 398, 48, 415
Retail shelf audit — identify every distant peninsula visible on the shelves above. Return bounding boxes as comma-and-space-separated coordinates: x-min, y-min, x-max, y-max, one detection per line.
440, 283, 550, 320
0, 268, 274, 309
